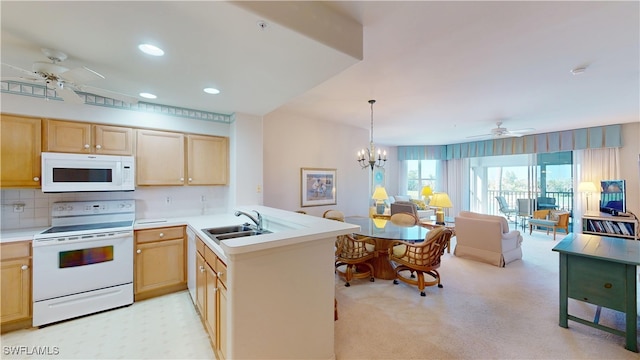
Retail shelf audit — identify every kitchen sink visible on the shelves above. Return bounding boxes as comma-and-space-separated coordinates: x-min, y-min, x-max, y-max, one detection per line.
201, 224, 272, 244
203, 225, 255, 235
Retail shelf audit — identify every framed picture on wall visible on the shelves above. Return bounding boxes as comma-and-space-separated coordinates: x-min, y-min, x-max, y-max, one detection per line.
373, 167, 385, 189
301, 168, 336, 207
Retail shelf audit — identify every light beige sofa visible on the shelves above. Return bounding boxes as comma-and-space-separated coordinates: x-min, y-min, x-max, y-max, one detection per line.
454, 211, 523, 267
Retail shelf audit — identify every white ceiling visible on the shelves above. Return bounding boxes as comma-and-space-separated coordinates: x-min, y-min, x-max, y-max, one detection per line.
2, 1, 638, 146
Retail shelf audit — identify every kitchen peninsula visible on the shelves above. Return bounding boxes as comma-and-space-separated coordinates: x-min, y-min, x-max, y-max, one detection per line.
137, 205, 358, 360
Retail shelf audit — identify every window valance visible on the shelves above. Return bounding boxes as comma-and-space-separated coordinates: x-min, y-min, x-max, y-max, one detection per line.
398, 124, 622, 160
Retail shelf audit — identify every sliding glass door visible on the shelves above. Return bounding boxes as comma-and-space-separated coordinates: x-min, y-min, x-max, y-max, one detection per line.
469, 151, 573, 228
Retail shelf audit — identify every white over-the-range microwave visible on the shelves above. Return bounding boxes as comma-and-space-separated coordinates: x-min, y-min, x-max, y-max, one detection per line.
41, 152, 135, 192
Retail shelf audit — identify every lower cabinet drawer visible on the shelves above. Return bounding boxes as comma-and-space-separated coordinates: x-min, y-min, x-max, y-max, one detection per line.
567, 256, 626, 311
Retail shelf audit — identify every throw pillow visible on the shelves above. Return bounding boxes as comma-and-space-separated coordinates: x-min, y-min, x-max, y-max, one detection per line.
393, 195, 411, 202
549, 210, 568, 222
410, 199, 427, 210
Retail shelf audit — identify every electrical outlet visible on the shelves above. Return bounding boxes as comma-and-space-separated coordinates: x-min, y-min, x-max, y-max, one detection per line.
201, 195, 206, 202
13, 203, 25, 213
165, 196, 172, 204
256, 185, 262, 193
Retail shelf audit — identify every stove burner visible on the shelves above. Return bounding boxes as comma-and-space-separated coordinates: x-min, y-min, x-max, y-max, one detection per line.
40, 221, 134, 234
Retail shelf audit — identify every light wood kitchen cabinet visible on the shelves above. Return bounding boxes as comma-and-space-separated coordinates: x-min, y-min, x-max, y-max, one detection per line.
195, 252, 207, 316
134, 226, 187, 301
137, 130, 228, 186
1, 241, 32, 332
136, 129, 185, 185
187, 135, 228, 185
195, 237, 227, 360
43, 119, 133, 155
0, 114, 41, 188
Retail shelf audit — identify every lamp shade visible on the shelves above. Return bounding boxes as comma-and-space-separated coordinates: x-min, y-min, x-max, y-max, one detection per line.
578, 181, 597, 193
429, 192, 452, 208
372, 187, 389, 201
421, 186, 433, 197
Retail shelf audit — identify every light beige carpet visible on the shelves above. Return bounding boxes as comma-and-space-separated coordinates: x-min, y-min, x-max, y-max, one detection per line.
334, 230, 639, 359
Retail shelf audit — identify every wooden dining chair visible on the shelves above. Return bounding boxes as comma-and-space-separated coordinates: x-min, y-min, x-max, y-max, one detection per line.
334, 233, 376, 287
390, 212, 419, 227
323, 209, 345, 222
389, 227, 452, 296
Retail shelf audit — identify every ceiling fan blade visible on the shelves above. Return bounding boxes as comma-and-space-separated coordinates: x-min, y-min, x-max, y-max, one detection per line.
509, 128, 535, 134
60, 66, 104, 84
1, 76, 44, 83
56, 85, 85, 104
77, 85, 139, 104
466, 133, 493, 139
2, 63, 41, 78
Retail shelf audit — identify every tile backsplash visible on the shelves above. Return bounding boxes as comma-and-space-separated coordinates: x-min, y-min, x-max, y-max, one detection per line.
0, 186, 229, 230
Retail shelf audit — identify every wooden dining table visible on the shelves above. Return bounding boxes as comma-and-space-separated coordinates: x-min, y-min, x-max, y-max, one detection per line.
345, 216, 430, 280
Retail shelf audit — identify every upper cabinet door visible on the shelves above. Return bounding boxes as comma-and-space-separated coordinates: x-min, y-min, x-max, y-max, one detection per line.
43, 119, 92, 153
94, 125, 133, 155
0, 114, 41, 188
136, 129, 185, 185
187, 135, 229, 185
43, 120, 133, 155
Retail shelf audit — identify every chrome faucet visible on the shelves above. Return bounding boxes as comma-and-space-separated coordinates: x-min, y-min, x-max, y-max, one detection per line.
235, 210, 263, 231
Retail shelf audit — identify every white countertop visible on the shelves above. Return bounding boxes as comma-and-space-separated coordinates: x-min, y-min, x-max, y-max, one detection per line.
137, 205, 359, 260
1, 206, 359, 260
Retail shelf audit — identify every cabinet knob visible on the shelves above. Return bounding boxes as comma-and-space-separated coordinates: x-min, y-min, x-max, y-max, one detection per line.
604, 283, 612, 289
159, 233, 164, 238
180, 178, 184, 182
21, 265, 29, 270
96, 144, 102, 150
188, 178, 193, 182
213, 287, 218, 292
84, 144, 90, 149
33, 177, 39, 182
217, 271, 224, 278
199, 266, 205, 272
136, 249, 141, 254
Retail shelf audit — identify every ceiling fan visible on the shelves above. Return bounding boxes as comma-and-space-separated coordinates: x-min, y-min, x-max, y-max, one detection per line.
466, 121, 535, 139
2, 48, 138, 104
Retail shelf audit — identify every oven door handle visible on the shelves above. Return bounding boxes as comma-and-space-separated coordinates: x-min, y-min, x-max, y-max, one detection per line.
33, 231, 133, 247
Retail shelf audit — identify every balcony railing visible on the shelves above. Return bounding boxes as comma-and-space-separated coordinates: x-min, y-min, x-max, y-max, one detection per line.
487, 190, 574, 218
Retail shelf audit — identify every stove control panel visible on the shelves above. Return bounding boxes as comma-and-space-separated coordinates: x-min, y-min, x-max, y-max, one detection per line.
51, 200, 136, 217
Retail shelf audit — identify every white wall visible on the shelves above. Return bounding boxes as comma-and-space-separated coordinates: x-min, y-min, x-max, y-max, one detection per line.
262, 108, 398, 217
231, 113, 264, 206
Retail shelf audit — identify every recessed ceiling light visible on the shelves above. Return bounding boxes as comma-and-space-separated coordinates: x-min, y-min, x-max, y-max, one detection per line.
139, 92, 157, 99
203, 87, 220, 95
138, 44, 164, 56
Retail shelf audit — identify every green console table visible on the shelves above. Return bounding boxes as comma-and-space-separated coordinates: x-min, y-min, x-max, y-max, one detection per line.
552, 233, 639, 352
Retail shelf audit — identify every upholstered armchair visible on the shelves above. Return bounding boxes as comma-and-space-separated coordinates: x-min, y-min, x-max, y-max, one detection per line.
389, 227, 452, 296
454, 211, 523, 267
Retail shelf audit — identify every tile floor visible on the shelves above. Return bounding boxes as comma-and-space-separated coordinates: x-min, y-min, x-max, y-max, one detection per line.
1, 291, 215, 359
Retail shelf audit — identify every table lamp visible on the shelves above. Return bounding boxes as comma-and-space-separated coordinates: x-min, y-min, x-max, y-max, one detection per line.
372, 186, 389, 215
372, 218, 388, 229
578, 181, 597, 211
430, 192, 452, 225
421, 185, 433, 204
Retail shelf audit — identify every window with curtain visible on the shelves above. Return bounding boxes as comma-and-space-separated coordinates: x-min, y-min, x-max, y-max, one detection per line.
406, 160, 439, 198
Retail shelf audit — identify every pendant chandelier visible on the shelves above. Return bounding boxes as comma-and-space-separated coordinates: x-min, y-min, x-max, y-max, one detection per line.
357, 99, 387, 170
